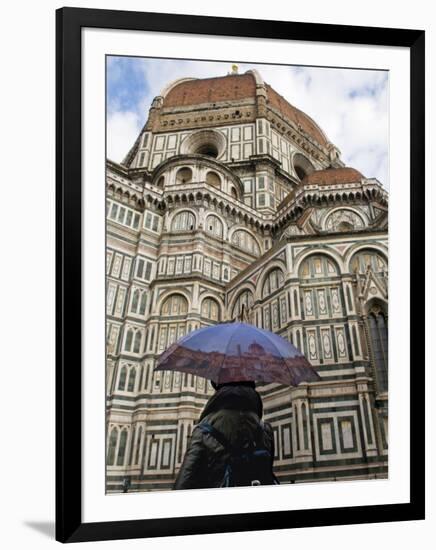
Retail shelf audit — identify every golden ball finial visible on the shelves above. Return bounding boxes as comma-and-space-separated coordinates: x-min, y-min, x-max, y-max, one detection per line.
231, 64, 239, 74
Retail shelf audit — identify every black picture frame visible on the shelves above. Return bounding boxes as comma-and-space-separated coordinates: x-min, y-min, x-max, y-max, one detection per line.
56, 7, 425, 543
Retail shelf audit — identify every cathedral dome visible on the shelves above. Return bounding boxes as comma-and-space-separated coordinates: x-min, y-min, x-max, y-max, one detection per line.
163, 73, 256, 107
301, 166, 364, 185
265, 84, 328, 147
162, 71, 329, 148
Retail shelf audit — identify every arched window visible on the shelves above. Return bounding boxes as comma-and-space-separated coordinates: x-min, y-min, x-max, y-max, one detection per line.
161, 294, 188, 316
133, 331, 142, 354
131, 289, 140, 313
293, 289, 299, 316
135, 426, 143, 464
296, 330, 302, 352
127, 368, 136, 392
298, 254, 339, 280
352, 325, 360, 356
231, 230, 260, 256
116, 429, 128, 466
262, 268, 285, 298
107, 427, 118, 465
206, 171, 221, 189
201, 297, 221, 322
298, 254, 342, 325
325, 209, 365, 232
301, 403, 309, 449
156, 176, 165, 188
139, 292, 147, 315
124, 329, 134, 351
172, 210, 196, 231
232, 289, 254, 319
175, 167, 193, 184
350, 249, 387, 275
205, 215, 223, 239
118, 367, 127, 390
367, 305, 388, 393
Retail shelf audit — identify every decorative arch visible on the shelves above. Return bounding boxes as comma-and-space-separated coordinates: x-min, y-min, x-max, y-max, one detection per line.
205, 213, 224, 239
365, 299, 388, 394
127, 368, 137, 392
261, 267, 285, 298
155, 287, 192, 316
131, 289, 140, 312
230, 228, 261, 256
230, 185, 239, 200
116, 429, 128, 466
298, 253, 340, 280
107, 427, 118, 465
323, 207, 367, 232
255, 259, 287, 299
295, 249, 343, 277
160, 293, 189, 316
200, 297, 221, 322
206, 170, 222, 189
134, 425, 143, 465
118, 366, 127, 390
132, 331, 142, 354
175, 166, 193, 184
171, 209, 197, 231
348, 247, 388, 275
344, 243, 388, 272
230, 287, 255, 320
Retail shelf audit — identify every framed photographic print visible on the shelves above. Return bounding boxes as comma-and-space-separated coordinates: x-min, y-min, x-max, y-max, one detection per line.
56, 7, 425, 543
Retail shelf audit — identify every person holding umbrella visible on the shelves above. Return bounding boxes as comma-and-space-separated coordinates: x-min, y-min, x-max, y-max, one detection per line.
155, 322, 320, 490
173, 379, 276, 489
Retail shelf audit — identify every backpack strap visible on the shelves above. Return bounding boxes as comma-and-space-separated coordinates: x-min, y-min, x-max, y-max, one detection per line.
197, 422, 233, 453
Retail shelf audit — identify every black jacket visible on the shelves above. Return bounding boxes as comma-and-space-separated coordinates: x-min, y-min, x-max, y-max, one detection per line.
174, 383, 274, 490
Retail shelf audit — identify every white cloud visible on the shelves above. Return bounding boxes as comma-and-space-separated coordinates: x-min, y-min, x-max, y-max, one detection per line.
107, 110, 142, 162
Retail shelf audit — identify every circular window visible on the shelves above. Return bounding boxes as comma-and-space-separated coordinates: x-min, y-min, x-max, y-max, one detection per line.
196, 143, 219, 158
293, 153, 315, 181
180, 130, 226, 159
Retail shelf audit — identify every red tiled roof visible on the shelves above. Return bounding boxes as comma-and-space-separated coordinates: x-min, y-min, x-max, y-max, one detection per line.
163, 74, 256, 107
162, 73, 329, 147
301, 167, 364, 185
265, 84, 328, 147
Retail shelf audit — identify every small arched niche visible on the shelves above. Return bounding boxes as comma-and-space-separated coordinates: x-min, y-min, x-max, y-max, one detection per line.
175, 167, 193, 185
230, 186, 238, 200
206, 171, 221, 189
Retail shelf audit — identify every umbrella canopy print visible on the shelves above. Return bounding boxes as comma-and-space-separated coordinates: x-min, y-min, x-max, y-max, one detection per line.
155, 322, 321, 386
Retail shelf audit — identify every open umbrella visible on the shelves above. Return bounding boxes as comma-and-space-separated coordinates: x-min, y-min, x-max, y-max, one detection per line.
155, 322, 321, 386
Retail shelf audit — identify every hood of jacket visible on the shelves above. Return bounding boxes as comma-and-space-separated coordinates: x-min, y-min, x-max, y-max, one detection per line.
199, 383, 263, 421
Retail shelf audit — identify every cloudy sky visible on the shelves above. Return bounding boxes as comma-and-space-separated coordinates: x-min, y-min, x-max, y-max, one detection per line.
107, 56, 388, 188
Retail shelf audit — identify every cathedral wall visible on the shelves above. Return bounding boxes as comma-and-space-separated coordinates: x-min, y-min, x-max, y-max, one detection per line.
105, 73, 388, 492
